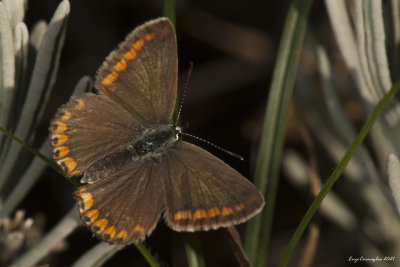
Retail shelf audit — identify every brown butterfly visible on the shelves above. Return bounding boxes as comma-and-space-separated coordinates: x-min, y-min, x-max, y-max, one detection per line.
49, 17, 264, 244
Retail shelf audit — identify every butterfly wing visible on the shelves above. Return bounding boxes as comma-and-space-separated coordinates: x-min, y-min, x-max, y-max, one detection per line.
50, 18, 178, 177
75, 150, 165, 244
163, 141, 265, 231
49, 95, 138, 176
95, 18, 178, 124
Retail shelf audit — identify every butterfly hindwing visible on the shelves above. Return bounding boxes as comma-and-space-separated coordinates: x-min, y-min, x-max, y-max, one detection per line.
163, 141, 265, 231
75, 150, 165, 244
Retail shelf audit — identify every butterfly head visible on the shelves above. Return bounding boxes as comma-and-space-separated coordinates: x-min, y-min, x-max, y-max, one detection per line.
172, 124, 182, 140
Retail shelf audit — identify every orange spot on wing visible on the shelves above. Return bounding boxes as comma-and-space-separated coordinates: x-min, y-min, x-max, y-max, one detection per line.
92, 218, 108, 232
144, 33, 155, 41
173, 210, 192, 221
123, 49, 137, 60
101, 71, 119, 86
77, 192, 93, 211
103, 226, 117, 239
221, 207, 234, 216
58, 157, 78, 174
83, 209, 99, 224
133, 39, 144, 51
51, 133, 68, 146
60, 111, 72, 121
53, 122, 67, 133
133, 224, 145, 233
193, 209, 207, 220
208, 207, 221, 217
74, 99, 85, 110
235, 203, 245, 212
121, 34, 155, 63
116, 230, 128, 239
113, 58, 127, 72
54, 146, 70, 159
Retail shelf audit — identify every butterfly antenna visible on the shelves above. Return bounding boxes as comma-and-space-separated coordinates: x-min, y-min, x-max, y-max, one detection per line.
179, 131, 244, 161
176, 62, 194, 125
176, 63, 243, 161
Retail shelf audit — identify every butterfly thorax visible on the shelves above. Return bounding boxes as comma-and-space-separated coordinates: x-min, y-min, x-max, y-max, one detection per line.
128, 124, 181, 161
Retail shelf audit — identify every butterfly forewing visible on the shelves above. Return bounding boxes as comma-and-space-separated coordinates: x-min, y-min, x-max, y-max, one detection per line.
163, 141, 265, 231
95, 18, 178, 124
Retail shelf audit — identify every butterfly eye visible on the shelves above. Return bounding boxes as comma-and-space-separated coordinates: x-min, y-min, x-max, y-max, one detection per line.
174, 126, 182, 139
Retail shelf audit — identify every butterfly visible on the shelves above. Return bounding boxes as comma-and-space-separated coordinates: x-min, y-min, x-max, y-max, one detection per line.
49, 17, 264, 244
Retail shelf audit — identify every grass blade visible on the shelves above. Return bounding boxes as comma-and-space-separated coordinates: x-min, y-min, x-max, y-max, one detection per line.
244, 0, 313, 266
278, 80, 400, 266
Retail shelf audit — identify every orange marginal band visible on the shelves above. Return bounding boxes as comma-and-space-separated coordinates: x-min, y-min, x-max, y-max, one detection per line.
101, 33, 156, 87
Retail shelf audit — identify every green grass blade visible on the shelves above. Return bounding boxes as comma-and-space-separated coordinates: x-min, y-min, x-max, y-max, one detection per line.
134, 243, 161, 267
163, 0, 175, 26
278, 80, 400, 266
244, 0, 313, 266
184, 233, 206, 267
